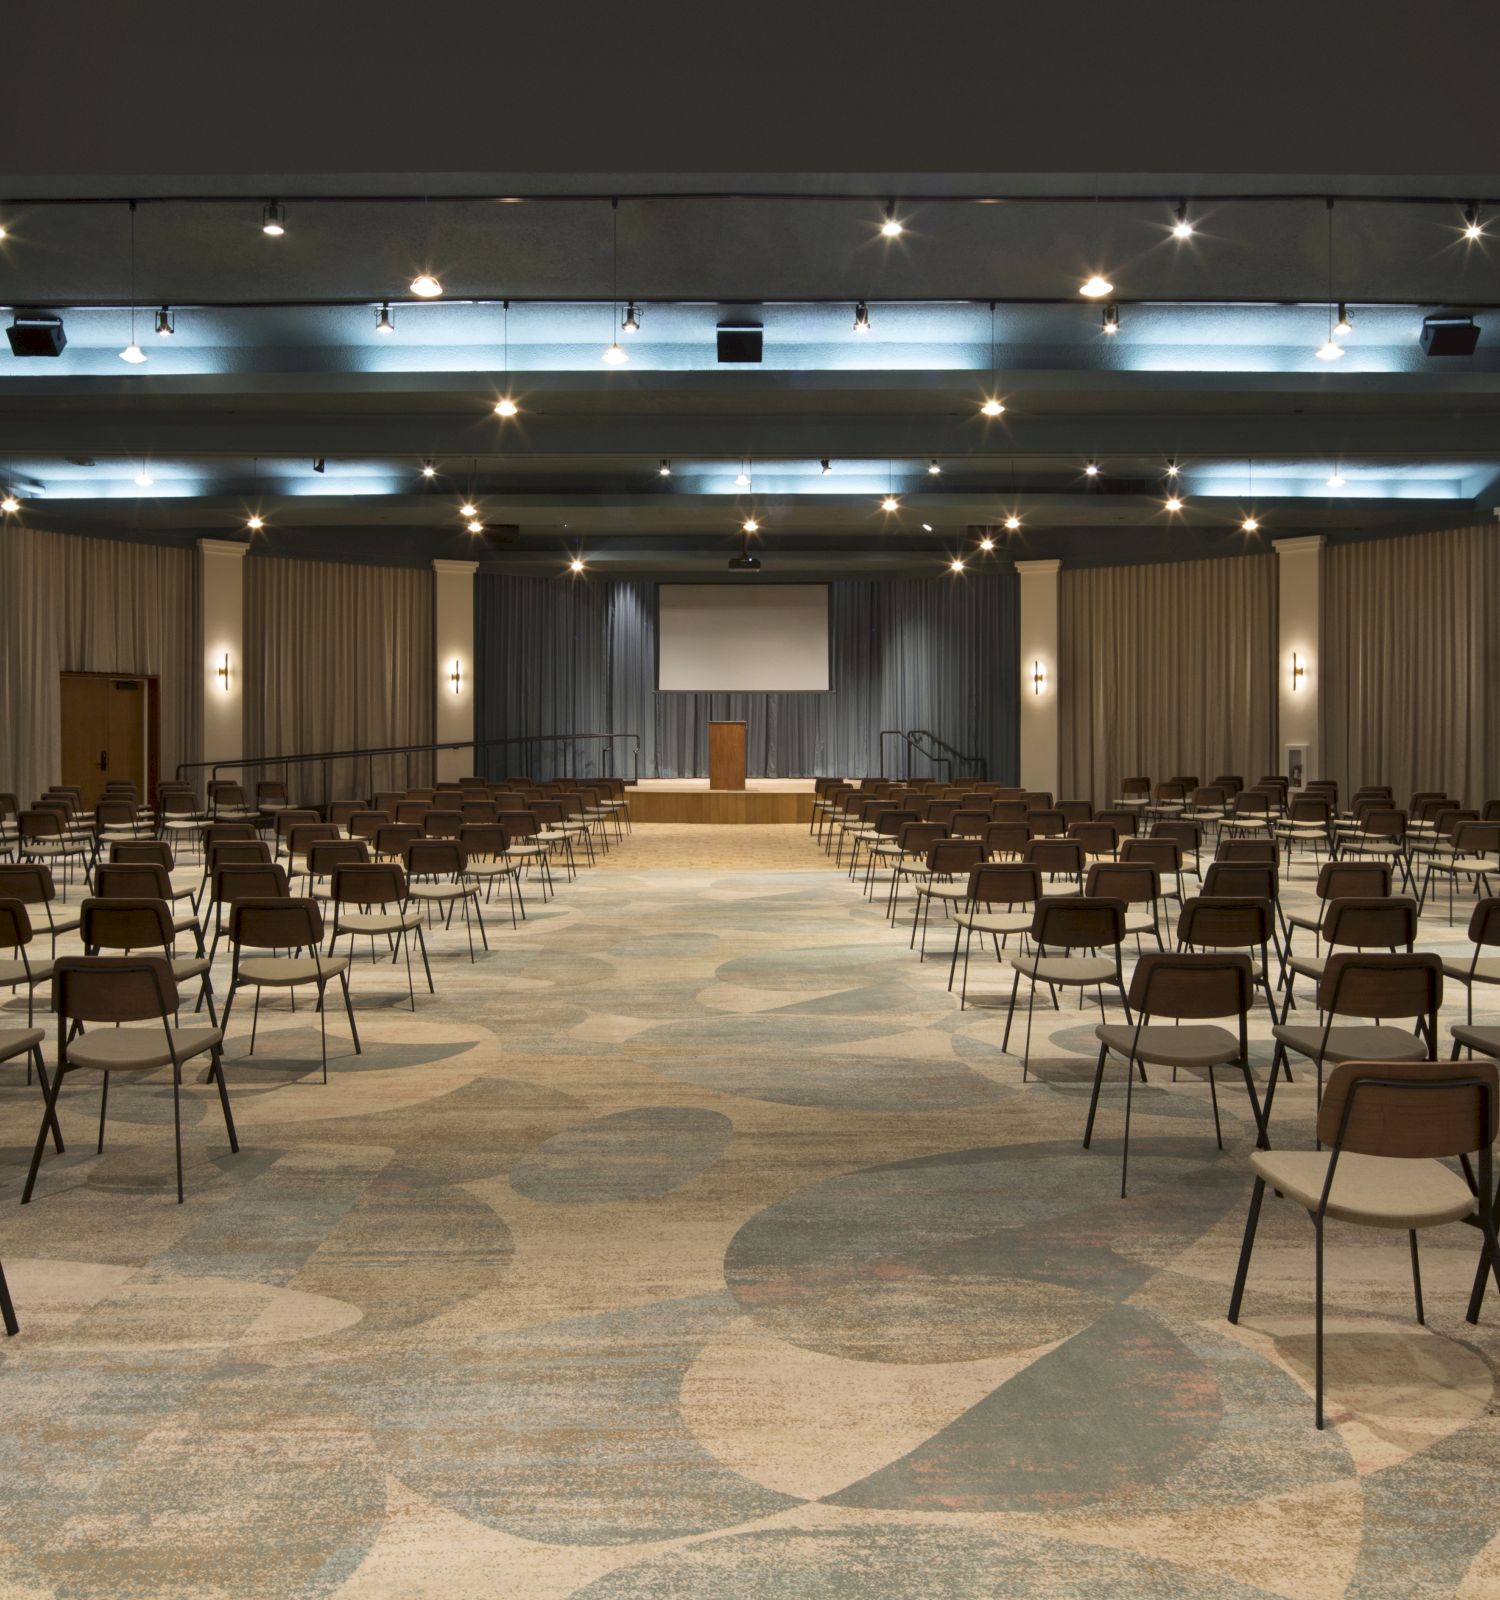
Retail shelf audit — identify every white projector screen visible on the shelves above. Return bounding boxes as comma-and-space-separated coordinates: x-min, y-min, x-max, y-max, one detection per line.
657, 584, 831, 692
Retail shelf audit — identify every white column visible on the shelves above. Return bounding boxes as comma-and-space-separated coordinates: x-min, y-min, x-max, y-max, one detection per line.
1015, 558, 1061, 796
433, 559, 478, 782
199, 538, 248, 777
1272, 536, 1323, 785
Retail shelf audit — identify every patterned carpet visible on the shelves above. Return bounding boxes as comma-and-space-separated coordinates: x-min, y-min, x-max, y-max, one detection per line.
1, 822, 1499, 1598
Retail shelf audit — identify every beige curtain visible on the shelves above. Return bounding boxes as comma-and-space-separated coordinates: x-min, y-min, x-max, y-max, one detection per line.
0, 526, 199, 806
1324, 526, 1500, 806
1060, 553, 1277, 808
244, 555, 434, 802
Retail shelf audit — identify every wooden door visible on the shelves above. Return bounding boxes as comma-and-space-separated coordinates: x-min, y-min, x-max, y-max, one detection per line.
59, 674, 148, 808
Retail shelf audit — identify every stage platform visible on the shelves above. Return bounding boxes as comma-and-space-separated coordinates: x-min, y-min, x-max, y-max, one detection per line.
628, 778, 815, 824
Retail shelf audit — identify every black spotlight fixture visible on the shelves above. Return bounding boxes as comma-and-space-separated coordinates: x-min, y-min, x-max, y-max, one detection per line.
7, 312, 66, 357
154, 306, 174, 337
312, 457, 326, 473
1420, 312, 1481, 356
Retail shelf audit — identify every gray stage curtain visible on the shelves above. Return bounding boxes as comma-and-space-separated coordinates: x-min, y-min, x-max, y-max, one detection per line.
1324, 526, 1500, 806
475, 573, 1019, 782
1059, 553, 1277, 808
0, 525, 199, 805
244, 555, 434, 803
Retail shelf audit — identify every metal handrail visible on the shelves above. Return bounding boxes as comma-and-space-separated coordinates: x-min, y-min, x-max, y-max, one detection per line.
877, 728, 988, 782
906, 727, 988, 781
175, 731, 641, 797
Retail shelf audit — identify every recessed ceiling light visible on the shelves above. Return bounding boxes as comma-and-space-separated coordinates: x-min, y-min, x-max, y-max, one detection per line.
742, 517, 759, 533
1164, 495, 1184, 512
1, 493, 20, 513
1004, 515, 1021, 531
980, 397, 1005, 417
927, 459, 942, 475
1079, 274, 1114, 298
421, 462, 437, 478
1464, 203, 1484, 241
979, 534, 995, 550
1241, 514, 1260, 532
409, 273, 443, 298
1171, 203, 1194, 240
261, 201, 285, 237
1101, 304, 1120, 335
880, 203, 903, 238
1165, 461, 1180, 476
569, 557, 586, 572
135, 468, 154, 488
1315, 337, 1345, 360
880, 495, 899, 512
154, 306, 174, 337
659, 459, 672, 477
493, 396, 519, 417
1326, 471, 1346, 488
921, 522, 933, 532
459, 501, 477, 518
118, 341, 146, 364
1084, 460, 1100, 477
602, 340, 628, 365
246, 513, 264, 531
1333, 302, 1353, 337
467, 519, 483, 533
853, 301, 871, 334
0, 224, 8, 242
949, 557, 965, 572
376, 303, 395, 335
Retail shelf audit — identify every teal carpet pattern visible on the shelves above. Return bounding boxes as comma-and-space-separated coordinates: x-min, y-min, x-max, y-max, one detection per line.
1, 825, 1499, 1598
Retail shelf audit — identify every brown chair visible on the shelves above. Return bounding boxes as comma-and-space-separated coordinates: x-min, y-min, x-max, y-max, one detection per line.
0, 896, 53, 1026
1441, 898, 1500, 1026
907, 839, 986, 958
1070, 821, 1119, 864
883, 821, 951, 919
256, 779, 293, 813
1419, 821, 1500, 924
0, 864, 81, 954
459, 824, 528, 927
326, 862, 433, 1008
1023, 836, 1085, 892
1002, 896, 1131, 1078
374, 823, 425, 862
403, 840, 488, 960
1120, 836, 1186, 904
1057, 800, 1093, 829
95, 861, 205, 950
80, 895, 217, 1026
1085, 951, 1259, 1196
1279, 896, 1417, 1022
18, 809, 93, 894
1263, 953, 1443, 1131
221, 897, 360, 1081
1177, 893, 1278, 1017
1152, 818, 1204, 878
206, 861, 290, 961
985, 821, 1032, 861
1229, 1056, 1500, 1428
22, 955, 237, 1205
1282, 860, 1391, 971
948, 863, 1044, 1005
1086, 861, 1164, 950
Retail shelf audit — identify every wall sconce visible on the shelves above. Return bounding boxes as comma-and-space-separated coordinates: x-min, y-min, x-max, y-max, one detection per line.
217, 652, 231, 692
1032, 659, 1046, 695
1292, 652, 1306, 691
449, 658, 463, 695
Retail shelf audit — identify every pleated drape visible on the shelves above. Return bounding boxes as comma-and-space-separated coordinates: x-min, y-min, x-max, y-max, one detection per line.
244, 555, 434, 802
1059, 553, 1277, 808
0, 526, 199, 805
475, 573, 1020, 781
1324, 526, 1500, 805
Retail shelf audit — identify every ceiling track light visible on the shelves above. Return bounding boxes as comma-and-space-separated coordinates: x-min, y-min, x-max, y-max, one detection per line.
980, 300, 1005, 416
154, 306, 174, 337
949, 557, 965, 573
1333, 301, 1353, 337
880, 202, 903, 238
421, 461, 437, 478
1317, 199, 1345, 360
621, 300, 640, 333
1326, 471, 1346, 488
467, 518, 483, 534
1241, 456, 1259, 532
376, 302, 395, 335
1101, 303, 1120, 335
1084, 460, 1100, 478
880, 495, 899, 513
459, 501, 477, 518
1172, 202, 1194, 239
494, 396, 519, 417
1464, 202, 1484, 240
658, 459, 672, 477
927, 459, 942, 475
135, 466, 154, 488
820, 459, 832, 475
853, 300, 871, 334
261, 200, 285, 237
1165, 460, 1180, 477
569, 556, 586, 573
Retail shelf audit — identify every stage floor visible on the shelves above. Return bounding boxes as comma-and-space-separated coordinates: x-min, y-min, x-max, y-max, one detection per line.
629, 777, 816, 824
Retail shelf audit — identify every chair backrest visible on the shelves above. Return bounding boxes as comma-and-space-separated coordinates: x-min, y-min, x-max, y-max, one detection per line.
966, 862, 1041, 906
1215, 839, 1277, 866
201, 823, 258, 852
375, 823, 425, 857
1176, 894, 1274, 949
257, 780, 291, 804
1455, 822, 1500, 857
1212, 776, 1244, 795
1321, 895, 1418, 949
95, 861, 173, 900
307, 840, 370, 877
1121, 776, 1151, 799
460, 823, 512, 858
1095, 809, 1139, 838
110, 839, 174, 870
1485, 799, 1500, 823
1019, 791, 1053, 810
1070, 822, 1119, 856
985, 822, 1032, 858
1126, 950, 1254, 1021
1363, 807, 1407, 841
1029, 895, 1127, 950
530, 800, 565, 826
1120, 837, 1181, 874
1312, 861, 1391, 900
949, 809, 991, 838
80, 896, 175, 953
404, 839, 467, 876
329, 861, 407, 907
1288, 795, 1330, 824
52, 954, 179, 1023
20, 809, 65, 840
1318, 1059, 1500, 1158
396, 800, 430, 825
287, 823, 340, 859
1169, 775, 1200, 791
925, 800, 961, 826
96, 798, 139, 827
927, 839, 984, 876
1151, 819, 1202, 853
1057, 800, 1093, 828
230, 895, 324, 950
898, 821, 948, 854
274, 809, 321, 842
505, 812, 542, 841
1203, 862, 1278, 903
347, 810, 391, 843
1024, 837, 1085, 877
1190, 786, 1228, 811
213, 862, 291, 904
0, 863, 57, 906
405, 788, 436, 803
207, 839, 273, 874
422, 809, 466, 838
1465, 898, 1500, 949
1318, 951, 1443, 1024
462, 801, 499, 824
871, 808, 916, 839
990, 800, 1028, 823
1085, 861, 1159, 905
1154, 781, 1186, 803
1027, 809, 1067, 837
371, 791, 405, 815
159, 791, 199, 818
0, 896, 34, 951
1232, 791, 1268, 817
328, 799, 363, 828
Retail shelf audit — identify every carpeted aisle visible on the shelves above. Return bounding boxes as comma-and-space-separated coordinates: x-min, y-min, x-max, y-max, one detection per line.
1, 823, 1498, 1598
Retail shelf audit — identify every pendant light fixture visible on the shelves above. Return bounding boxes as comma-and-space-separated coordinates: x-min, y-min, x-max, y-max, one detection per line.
602, 198, 628, 364
1171, 201, 1194, 240
246, 456, 265, 530
1079, 195, 1114, 298
879, 459, 899, 513
261, 201, 286, 237
979, 301, 1005, 416
494, 300, 520, 415
879, 201, 903, 238
118, 201, 146, 364
1316, 200, 1346, 360
1240, 457, 1260, 532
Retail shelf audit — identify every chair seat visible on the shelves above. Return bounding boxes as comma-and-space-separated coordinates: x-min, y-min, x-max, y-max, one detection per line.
1452, 1023, 1500, 1056
1442, 857, 1498, 877
1271, 1023, 1430, 1064
466, 861, 521, 879
1443, 956, 1500, 986
1096, 1022, 1241, 1070
237, 955, 350, 986
1008, 953, 1117, 986
0, 957, 52, 986
171, 957, 211, 981
338, 909, 423, 935
1250, 1149, 1475, 1230
67, 1024, 223, 1072
408, 882, 479, 902
957, 909, 1033, 935
0, 1026, 44, 1062
1124, 910, 1158, 935
1040, 880, 1083, 896
918, 882, 970, 903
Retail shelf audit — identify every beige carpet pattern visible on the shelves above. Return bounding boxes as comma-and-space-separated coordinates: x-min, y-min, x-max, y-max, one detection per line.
1, 821, 1498, 1598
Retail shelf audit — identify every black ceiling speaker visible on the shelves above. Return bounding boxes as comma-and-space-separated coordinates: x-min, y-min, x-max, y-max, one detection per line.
7, 313, 67, 357
717, 325, 763, 364
1420, 313, 1480, 356
727, 550, 762, 570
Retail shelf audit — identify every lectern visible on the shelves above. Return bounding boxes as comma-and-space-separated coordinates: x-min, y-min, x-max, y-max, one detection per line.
708, 720, 747, 790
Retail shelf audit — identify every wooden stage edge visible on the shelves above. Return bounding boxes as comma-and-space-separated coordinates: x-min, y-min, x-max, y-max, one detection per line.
628, 780, 815, 825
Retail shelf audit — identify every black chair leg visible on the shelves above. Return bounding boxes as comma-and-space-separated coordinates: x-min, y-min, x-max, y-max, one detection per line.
1082, 1043, 1109, 1148
1314, 1214, 1326, 1429
1409, 1230, 1424, 1325
1226, 1175, 1267, 1323
0, 1259, 17, 1335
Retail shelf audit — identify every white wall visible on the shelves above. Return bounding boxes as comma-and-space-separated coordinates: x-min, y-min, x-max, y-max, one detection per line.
199, 538, 248, 772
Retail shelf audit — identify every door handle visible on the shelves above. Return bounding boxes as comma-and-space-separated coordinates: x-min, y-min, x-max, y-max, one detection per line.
99, 749, 109, 772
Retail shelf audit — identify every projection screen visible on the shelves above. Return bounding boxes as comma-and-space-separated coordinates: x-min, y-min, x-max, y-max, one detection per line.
657, 584, 831, 692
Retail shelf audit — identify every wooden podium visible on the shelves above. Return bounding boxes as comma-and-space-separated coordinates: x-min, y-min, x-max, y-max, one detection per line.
707, 721, 747, 790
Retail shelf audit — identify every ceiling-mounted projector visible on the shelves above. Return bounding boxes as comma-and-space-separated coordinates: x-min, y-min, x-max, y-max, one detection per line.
727, 551, 762, 571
